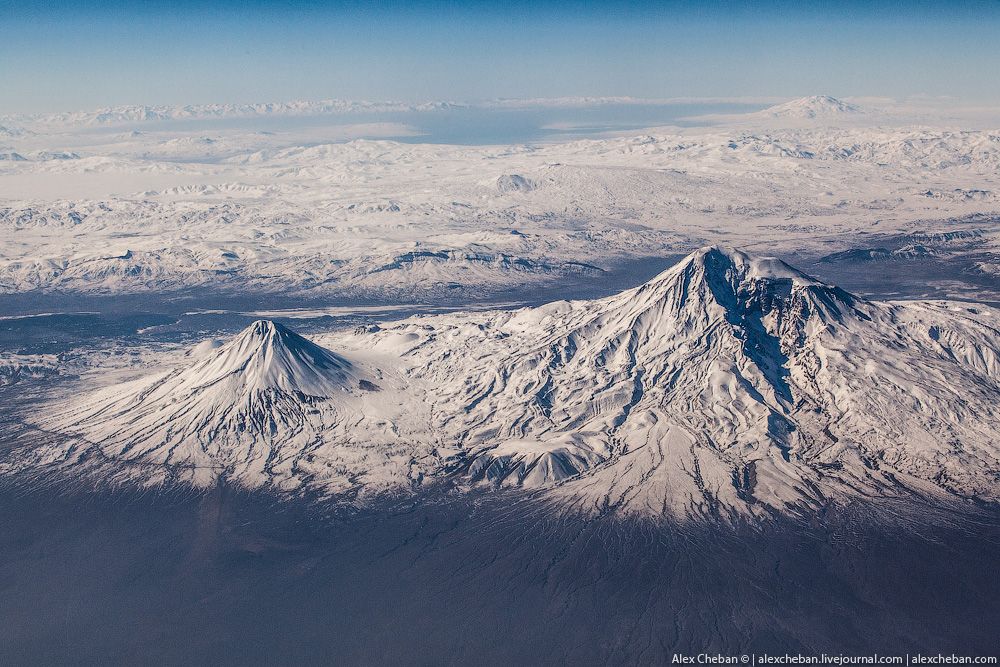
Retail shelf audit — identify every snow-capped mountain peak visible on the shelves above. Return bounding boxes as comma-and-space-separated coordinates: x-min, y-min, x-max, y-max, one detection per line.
182, 319, 355, 398
633, 246, 820, 303
601, 246, 858, 350
24, 319, 385, 490
349, 246, 1000, 517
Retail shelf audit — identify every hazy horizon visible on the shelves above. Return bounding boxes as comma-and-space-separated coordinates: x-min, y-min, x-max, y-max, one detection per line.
3, 0, 1000, 115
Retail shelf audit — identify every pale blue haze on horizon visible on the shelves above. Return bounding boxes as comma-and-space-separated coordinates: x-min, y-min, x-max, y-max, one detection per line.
1, 0, 999, 114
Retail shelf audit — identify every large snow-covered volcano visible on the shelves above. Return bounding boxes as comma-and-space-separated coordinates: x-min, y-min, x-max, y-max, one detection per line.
10, 247, 1000, 520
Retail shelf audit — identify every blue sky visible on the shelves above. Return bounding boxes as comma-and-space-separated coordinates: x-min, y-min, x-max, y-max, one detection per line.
2, 0, 999, 114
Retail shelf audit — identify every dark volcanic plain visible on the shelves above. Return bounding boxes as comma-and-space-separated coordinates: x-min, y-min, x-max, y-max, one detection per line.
1, 483, 998, 665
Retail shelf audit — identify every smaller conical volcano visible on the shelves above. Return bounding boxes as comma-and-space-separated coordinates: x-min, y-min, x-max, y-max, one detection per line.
178, 319, 355, 398
43, 320, 366, 484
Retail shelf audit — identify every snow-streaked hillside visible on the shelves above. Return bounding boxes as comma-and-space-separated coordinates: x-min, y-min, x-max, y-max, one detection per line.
8, 248, 999, 522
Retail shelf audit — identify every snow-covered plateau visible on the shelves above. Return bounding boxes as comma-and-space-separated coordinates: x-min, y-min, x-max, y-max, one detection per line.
2, 96, 1000, 302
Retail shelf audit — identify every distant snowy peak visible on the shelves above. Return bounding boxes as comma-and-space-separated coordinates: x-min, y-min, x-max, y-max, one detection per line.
762, 95, 864, 119
686, 95, 870, 126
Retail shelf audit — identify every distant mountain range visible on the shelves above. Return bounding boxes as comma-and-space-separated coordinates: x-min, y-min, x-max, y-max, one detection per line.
1, 95, 841, 128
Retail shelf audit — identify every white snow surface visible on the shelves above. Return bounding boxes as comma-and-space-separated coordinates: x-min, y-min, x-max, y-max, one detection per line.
10, 248, 1000, 521
3, 97, 1000, 521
